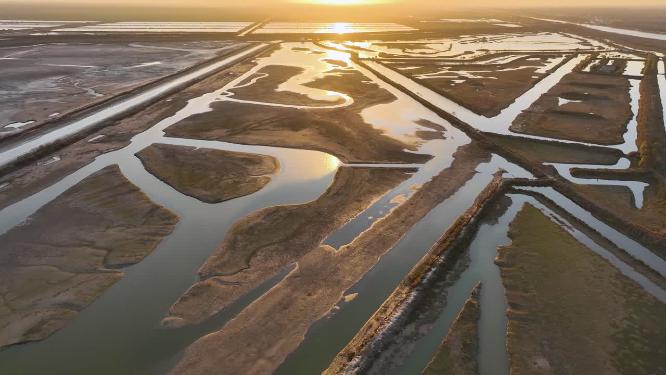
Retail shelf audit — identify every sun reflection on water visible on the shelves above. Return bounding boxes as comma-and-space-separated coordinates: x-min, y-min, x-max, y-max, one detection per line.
314, 22, 358, 34
325, 154, 342, 171
321, 48, 353, 66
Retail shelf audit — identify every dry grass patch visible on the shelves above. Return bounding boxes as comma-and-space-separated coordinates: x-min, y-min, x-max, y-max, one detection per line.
137, 144, 278, 203
497, 203, 666, 374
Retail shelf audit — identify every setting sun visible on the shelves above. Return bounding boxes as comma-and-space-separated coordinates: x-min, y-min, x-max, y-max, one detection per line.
297, 0, 391, 5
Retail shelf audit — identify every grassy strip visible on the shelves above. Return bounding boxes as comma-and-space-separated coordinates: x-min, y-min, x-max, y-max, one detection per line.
636, 54, 666, 174
513, 187, 666, 290
498, 203, 666, 374
423, 283, 482, 375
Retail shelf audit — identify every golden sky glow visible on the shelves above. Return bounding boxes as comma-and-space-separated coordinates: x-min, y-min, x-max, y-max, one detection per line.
295, 0, 392, 4
4, 0, 666, 5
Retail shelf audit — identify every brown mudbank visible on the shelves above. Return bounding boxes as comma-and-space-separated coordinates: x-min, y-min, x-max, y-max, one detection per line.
170, 143, 490, 374
136, 144, 278, 203
585, 58, 627, 76
0, 41, 241, 138
575, 179, 666, 240
229, 65, 346, 107
167, 68, 433, 164
485, 133, 622, 165
388, 54, 568, 117
423, 283, 482, 375
163, 166, 413, 328
511, 72, 633, 145
497, 204, 666, 375
0, 166, 178, 349
0, 52, 263, 211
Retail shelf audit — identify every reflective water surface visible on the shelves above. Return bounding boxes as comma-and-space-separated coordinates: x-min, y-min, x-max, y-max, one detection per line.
1, 31, 664, 375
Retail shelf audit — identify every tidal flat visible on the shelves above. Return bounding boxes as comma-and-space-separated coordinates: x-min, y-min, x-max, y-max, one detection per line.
0, 166, 177, 349
0, 14, 664, 375
386, 53, 570, 117
511, 71, 634, 145
137, 143, 279, 203
0, 41, 243, 138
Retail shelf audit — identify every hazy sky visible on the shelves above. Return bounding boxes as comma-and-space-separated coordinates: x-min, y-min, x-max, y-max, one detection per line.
2, 0, 665, 7
2, 0, 664, 22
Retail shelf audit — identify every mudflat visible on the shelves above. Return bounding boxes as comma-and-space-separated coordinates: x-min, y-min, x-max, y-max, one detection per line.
0, 49, 260, 210
0, 166, 177, 349
0, 41, 242, 138
389, 54, 567, 117
228, 64, 347, 107
137, 144, 278, 203
511, 72, 633, 145
166, 67, 434, 164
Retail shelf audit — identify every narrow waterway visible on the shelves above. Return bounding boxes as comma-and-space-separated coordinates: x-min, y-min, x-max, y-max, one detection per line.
363, 56, 650, 212
338, 187, 666, 375
534, 18, 666, 42
0, 43, 268, 168
364, 56, 623, 149
276, 155, 532, 375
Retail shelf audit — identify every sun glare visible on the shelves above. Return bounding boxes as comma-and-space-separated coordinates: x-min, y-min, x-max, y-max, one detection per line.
332, 22, 351, 33
304, 0, 387, 5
